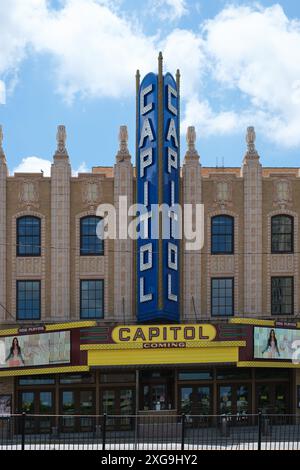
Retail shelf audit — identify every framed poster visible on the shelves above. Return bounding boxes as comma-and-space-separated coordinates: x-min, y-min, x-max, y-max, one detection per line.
0, 331, 71, 369
0, 395, 12, 416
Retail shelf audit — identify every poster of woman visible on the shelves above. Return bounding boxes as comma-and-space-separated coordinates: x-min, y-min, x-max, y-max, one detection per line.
5, 337, 25, 367
254, 327, 300, 360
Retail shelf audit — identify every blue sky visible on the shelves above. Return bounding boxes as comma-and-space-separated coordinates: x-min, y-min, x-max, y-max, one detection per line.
0, 0, 300, 175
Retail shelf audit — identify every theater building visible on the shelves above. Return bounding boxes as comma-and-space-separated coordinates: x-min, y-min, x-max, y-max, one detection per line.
0, 56, 300, 431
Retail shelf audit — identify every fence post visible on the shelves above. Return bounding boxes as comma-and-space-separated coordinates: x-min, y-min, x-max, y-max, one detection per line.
21, 412, 26, 451
102, 414, 107, 451
257, 412, 262, 451
181, 414, 186, 451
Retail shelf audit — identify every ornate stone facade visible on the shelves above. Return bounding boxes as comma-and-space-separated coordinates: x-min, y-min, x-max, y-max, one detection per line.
0, 123, 299, 325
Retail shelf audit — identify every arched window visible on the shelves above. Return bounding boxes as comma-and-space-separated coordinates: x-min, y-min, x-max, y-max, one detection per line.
80, 216, 104, 256
271, 215, 293, 253
17, 216, 41, 256
211, 215, 234, 254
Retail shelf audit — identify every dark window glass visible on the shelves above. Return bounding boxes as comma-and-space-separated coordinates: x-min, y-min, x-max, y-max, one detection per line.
59, 373, 95, 384
178, 370, 213, 381
80, 280, 104, 319
80, 217, 104, 256
211, 215, 234, 254
211, 278, 234, 317
140, 370, 174, 380
271, 277, 293, 315
101, 373, 136, 384
18, 375, 55, 386
17, 281, 41, 320
271, 215, 293, 253
216, 368, 251, 380
17, 216, 41, 256
255, 369, 290, 380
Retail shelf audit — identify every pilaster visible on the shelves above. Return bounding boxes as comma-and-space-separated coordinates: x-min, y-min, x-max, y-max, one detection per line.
51, 126, 71, 319
0, 126, 8, 321
242, 127, 263, 316
182, 127, 202, 320
113, 126, 134, 321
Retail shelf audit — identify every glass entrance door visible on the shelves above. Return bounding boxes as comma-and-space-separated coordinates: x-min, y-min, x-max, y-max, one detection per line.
19, 390, 54, 433
257, 383, 289, 415
60, 389, 95, 432
180, 386, 212, 415
218, 384, 250, 420
101, 388, 135, 429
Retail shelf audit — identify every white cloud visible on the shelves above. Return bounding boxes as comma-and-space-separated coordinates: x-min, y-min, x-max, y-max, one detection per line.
0, 81, 6, 105
202, 4, 300, 146
13, 156, 52, 176
13, 156, 89, 176
1, 2, 300, 148
150, 0, 188, 21
182, 97, 242, 136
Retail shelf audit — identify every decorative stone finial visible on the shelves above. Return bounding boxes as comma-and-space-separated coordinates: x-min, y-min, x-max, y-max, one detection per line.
55, 125, 68, 156
0, 125, 6, 161
246, 126, 258, 156
117, 125, 130, 162
185, 126, 199, 160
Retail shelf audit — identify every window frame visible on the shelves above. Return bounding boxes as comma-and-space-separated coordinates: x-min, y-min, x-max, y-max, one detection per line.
17, 216, 41, 257
211, 215, 234, 255
80, 216, 104, 257
16, 280, 41, 321
271, 276, 294, 316
211, 277, 234, 317
80, 279, 104, 320
271, 214, 294, 254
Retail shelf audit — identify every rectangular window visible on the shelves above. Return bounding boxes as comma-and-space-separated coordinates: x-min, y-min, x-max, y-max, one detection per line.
17, 281, 41, 320
271, 276, 293, 315
211, 278, 234, 317
18, 376, 55, 386
178, 370, 213, 381
80, 280, 104, 319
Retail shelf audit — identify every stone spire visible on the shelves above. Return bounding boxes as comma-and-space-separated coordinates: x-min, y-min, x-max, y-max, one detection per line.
55, 125, 69, 158
0, 125, 6, 161
184, 126, 200, 161
245, 126, 259, 158
116, 125, 131, 162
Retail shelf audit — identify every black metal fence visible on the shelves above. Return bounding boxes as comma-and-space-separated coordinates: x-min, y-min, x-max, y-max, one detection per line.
1, 413, 300, 450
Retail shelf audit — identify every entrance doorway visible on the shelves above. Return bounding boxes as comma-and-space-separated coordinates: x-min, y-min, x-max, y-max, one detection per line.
256, 383, 289, 414
19, 390, 54, 433
218, 384, 250, 422
101, 388, 135, 429
180, 385, 212, 415
140, 370, 174, 411
60, 389, 95, 432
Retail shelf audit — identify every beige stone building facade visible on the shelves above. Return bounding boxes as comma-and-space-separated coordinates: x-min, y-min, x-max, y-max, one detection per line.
0, 124, 299, 326
0, 121, 300, 420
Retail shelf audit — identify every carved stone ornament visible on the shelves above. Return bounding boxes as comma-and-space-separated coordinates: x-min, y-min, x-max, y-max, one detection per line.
0, 125, 6, 160
214, 179, 232, 208
0, 125, 3, 154
116, 125, 130, 162
273, 179, 292, 209
185, 126, 199, 159
19, 180, 39, 209
82, 180, 102, 207
245, 126, 258, 157
55, 125, 68, 156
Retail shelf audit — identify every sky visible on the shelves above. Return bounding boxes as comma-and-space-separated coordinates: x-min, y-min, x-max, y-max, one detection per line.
0, 0, 300, 175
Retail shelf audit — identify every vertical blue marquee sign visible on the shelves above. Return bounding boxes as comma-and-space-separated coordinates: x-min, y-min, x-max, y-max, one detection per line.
137, 55, 180, 323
